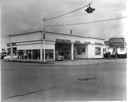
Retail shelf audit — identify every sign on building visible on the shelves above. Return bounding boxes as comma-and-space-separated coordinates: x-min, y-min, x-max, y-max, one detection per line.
95, 42, 103, 45
75, 41, 81, 44
109, 38, 124, 47
7, 43, 16, 47
84, 41, 90, 44
56, 39, 71, 43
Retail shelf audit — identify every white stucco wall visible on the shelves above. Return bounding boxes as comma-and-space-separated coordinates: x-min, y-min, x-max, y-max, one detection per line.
17, 40, 55, 50
117, 48, 127, 54
46, 32, 104, 44
10, 32, 41, 43
87, 44, 103, 58
17, 43, 55, 50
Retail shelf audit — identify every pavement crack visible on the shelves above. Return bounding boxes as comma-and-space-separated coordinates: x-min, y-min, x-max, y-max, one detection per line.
5, 80, 77, 100
77, 77, 97, 81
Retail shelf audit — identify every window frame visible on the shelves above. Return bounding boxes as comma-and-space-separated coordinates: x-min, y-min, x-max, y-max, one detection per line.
77, 47, 85, 55
95, 47, 101, 55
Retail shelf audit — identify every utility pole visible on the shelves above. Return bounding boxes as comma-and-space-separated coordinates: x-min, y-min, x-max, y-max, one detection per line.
10, 43, 13, 61
43, 18, 46, 63
40, 23, 43, 62
9, 36, 13, 61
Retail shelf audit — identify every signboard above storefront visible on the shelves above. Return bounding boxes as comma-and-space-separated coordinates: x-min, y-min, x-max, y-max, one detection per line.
56, 39, 71, 43
74, 41, 90, 44
75, 41, 81, 44
95, 42, 103, 45
7, 43, 16, 47
84, 41, 90, 44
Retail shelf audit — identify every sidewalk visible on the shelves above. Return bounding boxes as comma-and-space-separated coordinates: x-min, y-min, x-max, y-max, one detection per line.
9, 58, 127, 65
53, 58, 127, 65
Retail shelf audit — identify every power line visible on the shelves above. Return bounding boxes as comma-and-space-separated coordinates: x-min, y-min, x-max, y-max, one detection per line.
44, 8, 126, 23
45, 16, 127, 27
45, 2, 92, 21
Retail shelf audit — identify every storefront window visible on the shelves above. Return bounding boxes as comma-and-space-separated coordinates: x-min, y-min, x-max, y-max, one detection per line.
13, 47, 17, 55
7, 47, 17, 55
41, 49, 53, 60
26, 50, 32, 59
17, 49, 53, 60
77, 47, 85, 55
18, 50, 24, 59
45, 49, 53, 60
17, 49, 40, 60
7, 48, 11, 55
33, 49, 40, 60
95, 47, 101, 55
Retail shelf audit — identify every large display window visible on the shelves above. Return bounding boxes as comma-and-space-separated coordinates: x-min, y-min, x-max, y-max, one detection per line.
18, 50, 24, 59
77, 47, 85, 55
17, 49, 40, 60
26, 50, 32, 59
45, 49, 53, 60
40, 49, 54, 61
33, 49, 40, 60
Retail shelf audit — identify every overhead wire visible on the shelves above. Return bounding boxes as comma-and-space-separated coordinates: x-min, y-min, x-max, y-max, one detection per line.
43, 0, 127, 30
44, 8, 126, 23
45, 16, 127, 27
44, 1, 92, 21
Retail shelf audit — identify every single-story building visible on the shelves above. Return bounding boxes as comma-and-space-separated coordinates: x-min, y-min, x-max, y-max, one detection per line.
7, 31, 105, 61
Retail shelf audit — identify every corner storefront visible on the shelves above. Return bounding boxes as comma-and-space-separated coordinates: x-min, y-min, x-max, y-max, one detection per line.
7, 31, 105, 61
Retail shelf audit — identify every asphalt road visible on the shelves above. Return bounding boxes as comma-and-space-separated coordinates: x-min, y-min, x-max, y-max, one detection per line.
1, 60, 126, 102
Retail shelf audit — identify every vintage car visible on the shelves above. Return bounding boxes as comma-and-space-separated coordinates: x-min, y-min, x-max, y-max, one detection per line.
4, 55, 18, 61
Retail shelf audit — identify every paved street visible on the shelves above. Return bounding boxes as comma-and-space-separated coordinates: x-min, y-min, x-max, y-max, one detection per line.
1, 59, 126, 102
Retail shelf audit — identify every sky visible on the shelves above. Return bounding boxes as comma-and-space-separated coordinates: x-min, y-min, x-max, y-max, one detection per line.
1, 0, 128, 49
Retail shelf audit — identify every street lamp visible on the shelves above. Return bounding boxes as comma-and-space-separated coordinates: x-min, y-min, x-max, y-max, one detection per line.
85, 3, 95, 13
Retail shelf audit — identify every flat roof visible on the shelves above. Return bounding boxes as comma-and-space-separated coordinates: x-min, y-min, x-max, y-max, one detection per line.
9, 30, 104, 40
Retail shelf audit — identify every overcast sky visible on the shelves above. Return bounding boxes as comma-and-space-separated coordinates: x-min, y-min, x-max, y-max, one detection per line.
1, 0, 128, 49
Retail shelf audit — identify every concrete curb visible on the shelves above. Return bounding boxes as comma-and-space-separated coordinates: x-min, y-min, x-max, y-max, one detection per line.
3, 58, 127, 66
54, 59, 126, 65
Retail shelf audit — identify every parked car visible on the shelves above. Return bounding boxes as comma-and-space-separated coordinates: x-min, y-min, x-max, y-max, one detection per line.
4, 55, 18, 61
56, 55, 64, 61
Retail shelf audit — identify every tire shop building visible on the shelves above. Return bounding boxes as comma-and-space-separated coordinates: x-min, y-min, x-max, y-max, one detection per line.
8, 31, 105, 61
